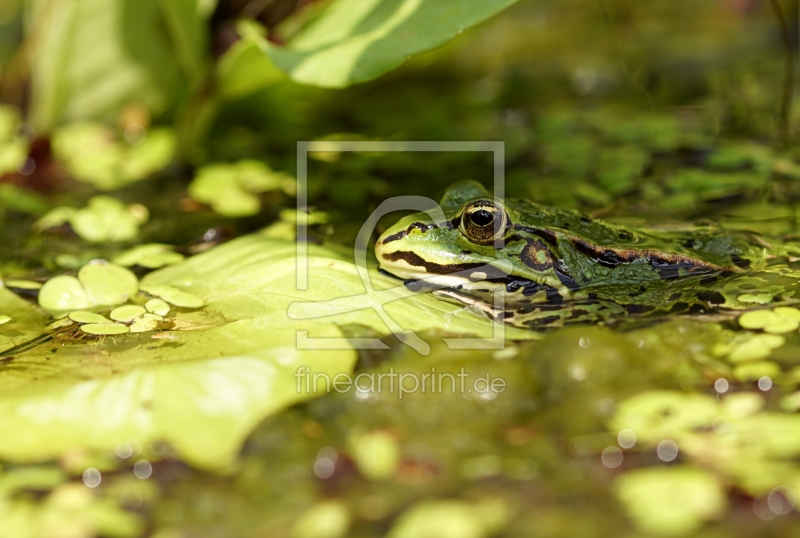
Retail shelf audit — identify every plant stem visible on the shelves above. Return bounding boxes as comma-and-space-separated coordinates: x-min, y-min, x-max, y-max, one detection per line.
768, 0, 794, 147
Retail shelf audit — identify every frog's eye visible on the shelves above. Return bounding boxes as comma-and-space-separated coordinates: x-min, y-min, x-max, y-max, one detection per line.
459, 201, 509, 244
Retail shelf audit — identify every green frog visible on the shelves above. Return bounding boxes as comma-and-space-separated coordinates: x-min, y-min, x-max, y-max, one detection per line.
376, 181, 765, 329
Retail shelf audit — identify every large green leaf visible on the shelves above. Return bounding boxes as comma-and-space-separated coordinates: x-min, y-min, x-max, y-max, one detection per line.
267, 0, 518, 88
25, 0, 208, 128
0, 316, 354, 470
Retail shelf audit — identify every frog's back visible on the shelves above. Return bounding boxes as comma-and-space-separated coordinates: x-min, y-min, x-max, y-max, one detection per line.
506, 197, 760, 273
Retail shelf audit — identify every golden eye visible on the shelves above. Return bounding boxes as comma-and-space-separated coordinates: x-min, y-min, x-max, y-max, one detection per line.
459, 201, 509, 244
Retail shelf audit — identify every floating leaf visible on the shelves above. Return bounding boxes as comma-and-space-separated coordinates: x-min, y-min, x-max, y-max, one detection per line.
348, 431, 400, 481
0, 317, 355, 469
145, 298, 170, 316
35, 196, 149, 243
292, 501, 351, 538
38, 276, 91, 311
387, 500, 488, 538
78, 262, 138, 307
80, 323, 130, 335
188, 160, 294, 217
112, 244, 184, 269
110, 305, 147, 322
614, 467, 725, 536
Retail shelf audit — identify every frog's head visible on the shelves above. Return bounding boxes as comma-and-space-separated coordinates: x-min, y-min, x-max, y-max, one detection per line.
375, 181, 516, 285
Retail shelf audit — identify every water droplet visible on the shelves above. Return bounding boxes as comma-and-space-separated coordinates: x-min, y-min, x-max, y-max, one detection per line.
601, 446, 623, 468
714, 378, 729, 393
656, 439, 679, 462
578, 337, 590, 348
133, 460, 153, 479
768, 486, 797, 515
116, 442, 133, 459
758, 376, 773, 391
617, 429, 637, 449
570, 365, 586, 381
83, 468, 101, 488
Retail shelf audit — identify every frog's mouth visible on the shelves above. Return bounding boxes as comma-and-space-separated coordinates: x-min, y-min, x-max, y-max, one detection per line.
376, 246, 528, 297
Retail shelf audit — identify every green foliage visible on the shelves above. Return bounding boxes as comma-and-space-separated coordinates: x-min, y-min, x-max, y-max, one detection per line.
188, 160, 295, 217
35, 196, 149, 243
267, 0, 519, 88
614, 467, 725, 536
51, 123, 176, 190
26, 0, 209, 129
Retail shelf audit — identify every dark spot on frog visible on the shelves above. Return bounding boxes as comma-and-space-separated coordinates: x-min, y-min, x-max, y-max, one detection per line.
697, 291, 726, 305
670, 302, 689, 313
524, 283, 547, 297
554, 260, 580, 290
629, 285, 647, 297
505, 279, 532, 293
545, 289, 563, 303
530, 315, 560, 328
515, 225, 558, 246
404, 279, 428, 292
730, 253, 751, 269
625, 304, 654, 314
689, 304, 706, 314
571, 239, 625, 268
520, 239, 555, 272
569, 308, 590, 319
497, 311, 515, 320
650, 257, 707, 279
668, 293, 682, 301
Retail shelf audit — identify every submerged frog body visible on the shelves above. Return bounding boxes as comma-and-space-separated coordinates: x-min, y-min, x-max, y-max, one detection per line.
376, 181, 764, 329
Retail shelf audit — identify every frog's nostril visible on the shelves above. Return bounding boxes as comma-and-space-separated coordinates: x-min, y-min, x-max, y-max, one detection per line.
470, 210, 494, 226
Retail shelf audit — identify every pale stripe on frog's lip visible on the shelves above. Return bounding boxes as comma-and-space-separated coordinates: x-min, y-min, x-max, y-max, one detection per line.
379, 250, 511, 279
380, 219, 459, 244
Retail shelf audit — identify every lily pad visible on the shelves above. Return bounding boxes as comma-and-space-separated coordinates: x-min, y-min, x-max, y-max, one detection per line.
112, 244, 184, 269
78, 262, 139, 307
109, 305, 147, 322
145, 298, 170, 316
0, 316, 355, 469
51, 123, 176, 190
80, 323, 130, 335
35, 196, 149, 243
614, 466, 725, 536
38, 276, 91, 311
188, 160, 294, 217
